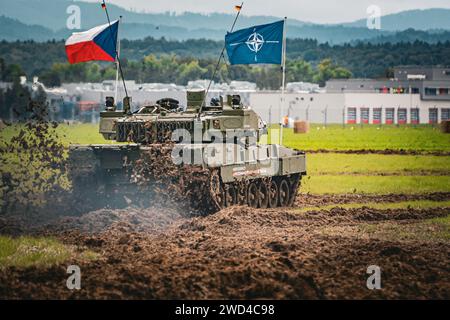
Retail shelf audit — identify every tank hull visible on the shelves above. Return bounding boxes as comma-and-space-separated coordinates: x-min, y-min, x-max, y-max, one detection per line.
68, 143, 306, 213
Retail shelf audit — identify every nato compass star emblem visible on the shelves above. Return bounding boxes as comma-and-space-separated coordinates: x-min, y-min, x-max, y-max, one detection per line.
230, 28, 280, 62
246, 32, 265, 53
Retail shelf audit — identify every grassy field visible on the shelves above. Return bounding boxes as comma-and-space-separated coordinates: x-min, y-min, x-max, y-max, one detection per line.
1, 123, 449, 195
0, 236, 98, 268
303, 153, 450, 194
307, 153, 450, 175
273, 124, 450, 194
280, 124, 450, 152
0, 123, 109, 147
301, 175, 450, 194
57, 123, 109, 145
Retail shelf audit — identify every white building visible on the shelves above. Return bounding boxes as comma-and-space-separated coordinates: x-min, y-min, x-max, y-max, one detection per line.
249, 92, 449, 125
251, 66, 450, 125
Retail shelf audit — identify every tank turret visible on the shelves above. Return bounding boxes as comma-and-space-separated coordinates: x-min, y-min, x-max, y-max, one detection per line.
99, 90, 267, 143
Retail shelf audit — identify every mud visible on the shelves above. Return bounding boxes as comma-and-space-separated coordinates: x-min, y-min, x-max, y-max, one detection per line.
313, 170, 450, 176
0, 101, 67, 215
51, 206, 186, 234
306, 149, 450, 156
295, 192, 450, 207
0, 204, 448, 300
2, 92, 449, 300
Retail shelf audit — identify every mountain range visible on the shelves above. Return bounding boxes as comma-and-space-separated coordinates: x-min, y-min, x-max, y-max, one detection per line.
1, 0, 450, 44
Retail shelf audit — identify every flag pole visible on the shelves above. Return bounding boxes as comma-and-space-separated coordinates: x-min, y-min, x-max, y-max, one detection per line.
198, 2, 244, 118
102, 0, 129, 101
279, 17, 287, 146
114, 16, 122, 104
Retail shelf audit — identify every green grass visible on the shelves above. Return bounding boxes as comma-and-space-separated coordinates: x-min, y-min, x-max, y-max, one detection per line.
427, 215, 450, 240
56, 123, 109, 145
302, 152, 450, 194
302, 175, 450, 194
0, 123, 108, 147
358, 214, 450, 242
0, 236, 98, 269
307, 153, 450, 175
276, 124, 450, 152
0, 236, 70, 268
297, 200, 450, 213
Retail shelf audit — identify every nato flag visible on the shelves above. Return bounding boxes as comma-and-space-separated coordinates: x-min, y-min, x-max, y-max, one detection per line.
225, 20, 284, 65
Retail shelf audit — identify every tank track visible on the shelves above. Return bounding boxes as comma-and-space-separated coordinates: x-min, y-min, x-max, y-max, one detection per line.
207, 169, 301, 212
68, 141, 304, 215
69, 165, 302, 215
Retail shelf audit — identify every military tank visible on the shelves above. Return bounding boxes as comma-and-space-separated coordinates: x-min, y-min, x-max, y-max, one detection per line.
68, 90, 306, 214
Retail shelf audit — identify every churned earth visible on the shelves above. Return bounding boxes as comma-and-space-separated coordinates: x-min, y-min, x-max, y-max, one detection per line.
1, 99, 449, 300
0, 193, 449, 300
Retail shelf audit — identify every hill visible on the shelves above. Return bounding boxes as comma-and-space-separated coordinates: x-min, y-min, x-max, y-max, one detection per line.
0, 16, 54, 42
0, 0, 305, 32
344, 8, 450, 31
1, 1, 450, 43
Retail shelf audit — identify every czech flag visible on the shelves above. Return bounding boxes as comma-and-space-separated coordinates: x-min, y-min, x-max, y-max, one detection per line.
65, 20, 119, 64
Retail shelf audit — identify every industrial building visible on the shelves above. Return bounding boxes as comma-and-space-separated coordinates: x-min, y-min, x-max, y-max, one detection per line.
1, 66, 449, 125
250, 66, 450, 125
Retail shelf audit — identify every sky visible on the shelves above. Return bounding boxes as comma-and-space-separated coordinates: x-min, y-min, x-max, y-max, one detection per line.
85, 0, 450, 23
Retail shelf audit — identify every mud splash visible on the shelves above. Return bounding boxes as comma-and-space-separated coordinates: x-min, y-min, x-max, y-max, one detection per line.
0, 101, 68, 215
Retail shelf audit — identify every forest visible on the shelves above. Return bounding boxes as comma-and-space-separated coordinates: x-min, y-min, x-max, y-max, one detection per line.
1, 37, 450, 89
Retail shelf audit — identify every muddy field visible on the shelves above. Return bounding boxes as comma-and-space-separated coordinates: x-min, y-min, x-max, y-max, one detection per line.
0, 193, 449, 300
0, 115, 449, 299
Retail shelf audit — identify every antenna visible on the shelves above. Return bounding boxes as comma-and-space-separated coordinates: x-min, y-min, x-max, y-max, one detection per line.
197, 2, 244, 118
102, 0, 129, 100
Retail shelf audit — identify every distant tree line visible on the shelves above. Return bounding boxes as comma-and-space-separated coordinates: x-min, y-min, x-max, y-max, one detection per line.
1, 37, 450, 88
37, 56, 351, 89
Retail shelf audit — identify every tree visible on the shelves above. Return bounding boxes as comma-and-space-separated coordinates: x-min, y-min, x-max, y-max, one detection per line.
40, 69, 61, 87
1, 63, 25, 82
287, 59, 313, 82
384, 67, 394, 78
333, 67, 352, 79
177, 60, 208, 84
313, 59, 352, 86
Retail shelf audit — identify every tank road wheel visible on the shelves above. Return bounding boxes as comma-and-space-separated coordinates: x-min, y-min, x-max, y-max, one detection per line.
258, 181, 269, 209
225, 184, 237, 207
278, 179, 290, 207
247, 182, 259, 208
209, 170, 225, 210
268, 180, 279, 208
